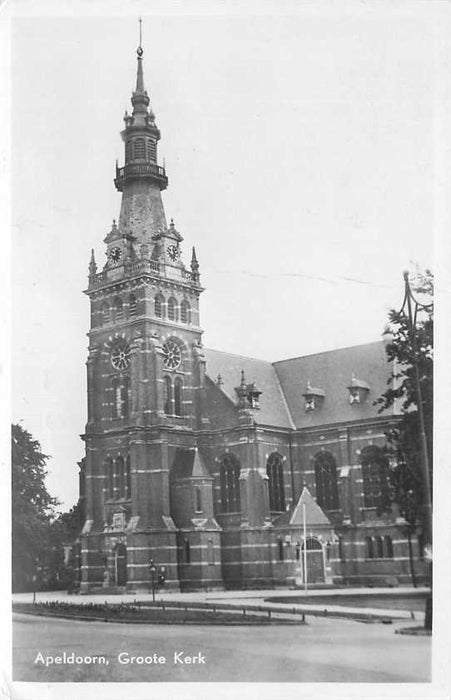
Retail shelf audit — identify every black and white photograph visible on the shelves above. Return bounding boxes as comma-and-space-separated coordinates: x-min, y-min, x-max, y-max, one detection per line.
4, 1, 451, 698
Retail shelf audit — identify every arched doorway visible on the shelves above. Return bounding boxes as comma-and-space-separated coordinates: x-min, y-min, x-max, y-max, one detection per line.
302, 537, 325, 584
114, 543, 127, 586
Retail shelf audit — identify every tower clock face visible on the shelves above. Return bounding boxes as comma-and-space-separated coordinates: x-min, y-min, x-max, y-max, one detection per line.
109, 247, 122, 263
111, 341, 131, 370
162, 340, 182, 370
167, 245, 179, 262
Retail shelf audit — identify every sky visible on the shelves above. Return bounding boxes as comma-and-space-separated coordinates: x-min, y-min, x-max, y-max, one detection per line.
8, 2, 447, 510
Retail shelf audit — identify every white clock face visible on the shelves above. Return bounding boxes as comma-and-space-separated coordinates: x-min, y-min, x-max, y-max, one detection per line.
167, 245, 179, 262
162, 340, 182, 370
111, 341, 131, 370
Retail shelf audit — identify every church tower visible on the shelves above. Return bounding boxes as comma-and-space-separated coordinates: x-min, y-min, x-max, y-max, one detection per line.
80, 30, 222, 591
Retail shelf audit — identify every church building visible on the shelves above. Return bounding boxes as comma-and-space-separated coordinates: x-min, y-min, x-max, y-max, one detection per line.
79, 41, 426, 592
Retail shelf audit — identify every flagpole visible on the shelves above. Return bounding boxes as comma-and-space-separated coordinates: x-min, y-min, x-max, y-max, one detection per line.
303, 502, 308, 595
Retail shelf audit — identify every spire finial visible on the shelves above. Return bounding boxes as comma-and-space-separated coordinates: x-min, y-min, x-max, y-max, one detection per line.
137, 17, 143, 57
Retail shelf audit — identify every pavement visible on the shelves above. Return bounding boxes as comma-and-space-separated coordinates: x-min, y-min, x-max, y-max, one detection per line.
12, 610, 432, 682
12, 585, 429, 622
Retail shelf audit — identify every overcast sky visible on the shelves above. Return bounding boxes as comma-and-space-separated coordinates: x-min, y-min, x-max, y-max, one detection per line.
9, 2, 446, 510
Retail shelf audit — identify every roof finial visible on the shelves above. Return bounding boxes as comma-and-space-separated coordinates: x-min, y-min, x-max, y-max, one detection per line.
137, 17, 143, 57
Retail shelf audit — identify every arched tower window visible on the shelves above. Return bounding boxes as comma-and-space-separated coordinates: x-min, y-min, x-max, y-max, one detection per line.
125, 140, 132, 162
219, 454, 241, 513
134, 137, 145, 159
361, 445, 390, 510
167, 297, 178, 322
314, 451, 339, 511
384, 535, 393, 558
101, 302, 110, 325
113, 297, 123, 322
129, 294, 137, 317
112, 377, 129, 419
266, 452, 286, 512
180, 300, 191, 324
125, 455, 131, 499
155, 293, 164, 318
365, 536, 374, 559
174, 377, 183, 416
164, 376, 172, 415
146, 139, 156, 161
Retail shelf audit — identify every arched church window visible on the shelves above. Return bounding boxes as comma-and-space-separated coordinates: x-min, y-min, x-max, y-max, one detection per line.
195, 486, 202, 512
134, 138, 145, 159
180, 300, 191, 324
361, 445, 390, 510
384, 535, 393, 558
129, 294, 137, 317
113, 297, 123, 322
106, 457, 114, 500
365, 536, 374, 559
174, 377, 183, 416
314, 451, 339, 511
146, 139, 156, 161
375, 536, 384, 558
101, 302, 110, 325
125, 455, 131, 499
168, 297, 178, 322
266, 452, 286, 512
155, 294, 164, 318
116, 456, 125, 498
277, 538, 284, 562
184, 539, 191, 564
219, 454, 241, 513
164, 376, 172, 415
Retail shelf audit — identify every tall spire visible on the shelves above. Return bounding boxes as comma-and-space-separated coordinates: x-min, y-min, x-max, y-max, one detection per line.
135, 18, 145, 95
131, 18, 150, 116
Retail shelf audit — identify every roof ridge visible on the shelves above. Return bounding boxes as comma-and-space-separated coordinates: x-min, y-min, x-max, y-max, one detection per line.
272, 340, 383, 364
205, 347, 272, 364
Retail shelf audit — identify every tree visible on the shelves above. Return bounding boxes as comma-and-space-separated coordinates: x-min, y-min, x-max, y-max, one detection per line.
376, 269, 433, 593
11, 423, 59, 591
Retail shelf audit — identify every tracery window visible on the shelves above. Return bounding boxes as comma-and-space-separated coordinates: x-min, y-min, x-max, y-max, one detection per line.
361, 445, 390, 510
384, 535, 393, 558
164, 376, 172, 415
266, 452, 286, 512
129, 294, 137, 317
168, 297, 178, 322
174, 377, 183, 417
101, 302, 110, 325
113, 297, 123, 322
155, 294, 164, 318
219, 454, 241, 513
125, 455, 131, 499
180, 300, 191, 324
314, 451, 339, 511
112, 377, 129, 419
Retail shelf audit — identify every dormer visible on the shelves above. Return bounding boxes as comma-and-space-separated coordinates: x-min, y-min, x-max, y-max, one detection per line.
347, 373, 370, 405
303, 381, 325, 413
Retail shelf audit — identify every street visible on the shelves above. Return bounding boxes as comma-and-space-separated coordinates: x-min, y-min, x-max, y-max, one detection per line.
13, 612, 431, 683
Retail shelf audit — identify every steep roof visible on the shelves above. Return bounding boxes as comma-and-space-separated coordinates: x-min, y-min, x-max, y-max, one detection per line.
273, 341, 394, 429
204, 348, 294, 429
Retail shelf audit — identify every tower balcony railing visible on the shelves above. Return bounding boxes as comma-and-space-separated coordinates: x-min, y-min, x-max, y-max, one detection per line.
114, 162, 168, 192
88, 259, 198, 289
